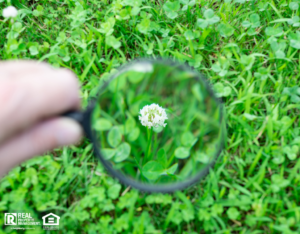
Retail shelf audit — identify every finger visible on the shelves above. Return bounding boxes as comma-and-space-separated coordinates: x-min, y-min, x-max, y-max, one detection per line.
0, 117, 83, 177
0, 60, 57, 78
0, 62, 81, 143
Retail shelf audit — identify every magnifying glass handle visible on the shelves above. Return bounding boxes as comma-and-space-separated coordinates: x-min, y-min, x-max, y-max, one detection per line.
62, 111, 84, 124
61, 110, 93, 140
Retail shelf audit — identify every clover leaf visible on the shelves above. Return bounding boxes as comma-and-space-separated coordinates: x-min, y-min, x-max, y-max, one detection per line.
270, 41, 286, 58
272, 149, 285, 165
188, 54, 203, 68
197, 9, 220, 29
211, 63, 228, 77
114, 142, 131, 162
289, 1, 299, 10
181, 131, 197, 147
107, 184, 122, 199
33, 5, 44, 17
271, 174, 290, 192
227, 207, 240, 220
163, 1, 181, 19
101, 148, 116, 160
127, 127, 140, 141
68, 5, 87, 29
149, 22, 161, 32
56, 31, 66, 43
180, 0, 195, 11
240, 54, 255, 70
143, 42, 154, 55
108, 127, 122, 148
157, 148, 167, 168
74, 39, 87, 49
217, 23, 234, 38
184, 30, 199, 40
242, 13, 260, 28
258, 2, 268, 11
124, 116, 136, 133
164, 163, 178, 175
282, 86, 300, 103
7, 22, 24, 40
137, 18, 151, 34
288, 31, 300, 49
118, 7, 131, 20
214, 82, 232, 97
212, 56, 230, 76
130, 6, 140, 16
174, 147, 190, 159
284, 145, 299, 160
160, 28, 170, 37
265, 27, 283, 37
288, 16, 300, 27
122, 0, 142, 7
242, 13, 260, 35
143, 161, 165, 180
98, 17, 115, 36
29, 46, 39, 56
105, 35, 121, 49
195, 152, 210, 163
254, 67, 269, 80
94, 118, 113, 131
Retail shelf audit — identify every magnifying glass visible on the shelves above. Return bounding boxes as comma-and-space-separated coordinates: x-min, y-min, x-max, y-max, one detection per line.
64, 58, 226, 193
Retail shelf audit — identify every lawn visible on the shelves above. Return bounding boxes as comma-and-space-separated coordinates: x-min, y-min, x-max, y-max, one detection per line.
1, 0, 300, 233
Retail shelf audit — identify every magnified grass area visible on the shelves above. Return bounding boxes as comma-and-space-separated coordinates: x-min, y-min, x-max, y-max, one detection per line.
1, 0, 300, 233
92, 61, 223, 184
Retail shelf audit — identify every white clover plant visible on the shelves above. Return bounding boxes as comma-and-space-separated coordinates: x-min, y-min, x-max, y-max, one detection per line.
2, 6, 18, 18
139, 103, 168, 129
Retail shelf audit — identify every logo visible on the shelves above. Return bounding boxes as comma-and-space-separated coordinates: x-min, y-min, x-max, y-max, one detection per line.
42, 213, 60, 230
4, 212, 41, 230
5, 213, 17, 225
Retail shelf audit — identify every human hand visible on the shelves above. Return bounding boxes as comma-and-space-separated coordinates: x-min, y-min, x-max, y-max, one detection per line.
0, 60, 83, 177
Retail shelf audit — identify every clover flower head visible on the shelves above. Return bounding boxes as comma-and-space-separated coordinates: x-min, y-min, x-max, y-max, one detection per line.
139, 103, 168, 129
2, 6, 18, 18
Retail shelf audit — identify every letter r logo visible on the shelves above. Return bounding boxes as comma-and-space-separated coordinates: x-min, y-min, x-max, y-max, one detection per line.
4, 213, 17, 225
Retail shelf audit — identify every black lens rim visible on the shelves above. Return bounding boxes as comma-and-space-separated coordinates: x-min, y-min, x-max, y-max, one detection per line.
83, 58, 226, 193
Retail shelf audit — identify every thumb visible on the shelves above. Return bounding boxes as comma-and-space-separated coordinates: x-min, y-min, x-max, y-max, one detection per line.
0, 117, 83, 177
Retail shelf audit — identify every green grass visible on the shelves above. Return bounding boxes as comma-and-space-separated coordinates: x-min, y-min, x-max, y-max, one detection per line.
1, 0, 300, 233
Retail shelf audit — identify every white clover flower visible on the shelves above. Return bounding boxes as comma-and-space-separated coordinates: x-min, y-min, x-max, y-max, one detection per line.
2, 6, 18, 18
139, 103, 168, 129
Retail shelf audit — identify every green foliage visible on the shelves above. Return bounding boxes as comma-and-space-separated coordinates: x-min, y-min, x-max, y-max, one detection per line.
288, 31, 300, 49
242, 13, 260, 35
1, 0, 300, 233
217, 23, 234, 38
282, 86, 300, 103
174, 147, 190, 159
163, 1, 181, 19
114, 142, 131, 162
108, 127, 122, 147
197, 9, 220, 29
98, 17, 115, 36
137, 17, 151, 34
214, 82, 232, 97
143, 161, 164, 180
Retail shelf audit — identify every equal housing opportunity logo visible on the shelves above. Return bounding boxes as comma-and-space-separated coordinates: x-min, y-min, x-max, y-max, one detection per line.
42, 213, 60, 230
4, 212, 60, 231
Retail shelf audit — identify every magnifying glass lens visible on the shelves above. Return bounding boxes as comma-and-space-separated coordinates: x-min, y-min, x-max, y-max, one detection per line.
91, 60, 224, 188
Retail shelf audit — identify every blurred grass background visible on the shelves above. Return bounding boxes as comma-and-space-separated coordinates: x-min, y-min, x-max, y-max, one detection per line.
1, 0, 300, 233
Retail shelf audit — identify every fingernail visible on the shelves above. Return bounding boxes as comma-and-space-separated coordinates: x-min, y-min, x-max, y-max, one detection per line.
55, 118, 83, 146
